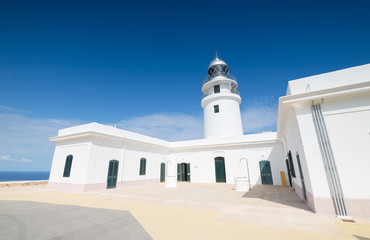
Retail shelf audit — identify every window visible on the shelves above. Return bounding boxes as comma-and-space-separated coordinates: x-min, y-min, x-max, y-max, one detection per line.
139, 158, 146, 175
287, 151, 296, 178
214, 105, 219, 113
63, 155, 73, 177
214, 85, 220, 93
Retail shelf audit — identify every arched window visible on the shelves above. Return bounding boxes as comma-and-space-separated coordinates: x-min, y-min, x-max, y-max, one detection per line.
63, 155, 73, 177
139, 158, 146, 175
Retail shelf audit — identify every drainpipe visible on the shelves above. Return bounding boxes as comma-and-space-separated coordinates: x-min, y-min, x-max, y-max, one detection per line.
311, 103, 348, 217
240, 158, 251, 190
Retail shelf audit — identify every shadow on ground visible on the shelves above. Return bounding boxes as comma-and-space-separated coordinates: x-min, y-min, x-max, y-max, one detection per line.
0, 200, 152, 240
354, 235, 370, 240
242, 185, 312, 212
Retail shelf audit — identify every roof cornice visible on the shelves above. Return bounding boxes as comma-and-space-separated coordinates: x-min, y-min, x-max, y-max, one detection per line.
277, 81, 370, 140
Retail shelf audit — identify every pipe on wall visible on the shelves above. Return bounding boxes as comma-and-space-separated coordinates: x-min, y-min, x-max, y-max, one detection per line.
311, 103, 348, 217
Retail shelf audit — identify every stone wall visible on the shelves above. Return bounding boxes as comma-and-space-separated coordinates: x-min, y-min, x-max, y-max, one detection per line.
0, 181, 48, 188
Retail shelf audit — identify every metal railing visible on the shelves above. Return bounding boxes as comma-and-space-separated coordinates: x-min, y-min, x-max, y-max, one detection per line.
201, 89, 240, 100
202, 73, 237, 86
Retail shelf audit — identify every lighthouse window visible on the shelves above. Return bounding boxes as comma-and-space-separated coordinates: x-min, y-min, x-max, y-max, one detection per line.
214, 85, 220, 93
214, 105, 219, 113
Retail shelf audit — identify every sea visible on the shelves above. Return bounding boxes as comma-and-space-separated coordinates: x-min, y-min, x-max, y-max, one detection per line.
0, 171, 50, 182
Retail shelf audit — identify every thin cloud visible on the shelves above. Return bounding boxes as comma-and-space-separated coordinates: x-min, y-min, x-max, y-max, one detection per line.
0, 104, 27, 113
114, 113, 204, 141
0, 100, 278, 171
0, 155, 32, 163
0, 111, 203, 170
0, 112, 85, 170
241, 96, 278, 133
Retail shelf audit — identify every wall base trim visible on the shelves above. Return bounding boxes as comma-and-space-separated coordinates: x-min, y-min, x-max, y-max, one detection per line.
48, 178, 160, 193
292, 182, 370, 217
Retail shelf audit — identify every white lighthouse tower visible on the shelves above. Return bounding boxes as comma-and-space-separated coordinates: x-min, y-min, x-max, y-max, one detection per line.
201, 54, 244, 138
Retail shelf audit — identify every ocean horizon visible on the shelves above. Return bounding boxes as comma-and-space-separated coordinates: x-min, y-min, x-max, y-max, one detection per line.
0, 171, 50, 182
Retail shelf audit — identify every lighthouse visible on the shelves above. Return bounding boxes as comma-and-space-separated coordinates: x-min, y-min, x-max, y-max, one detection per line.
201, 54, 244, 138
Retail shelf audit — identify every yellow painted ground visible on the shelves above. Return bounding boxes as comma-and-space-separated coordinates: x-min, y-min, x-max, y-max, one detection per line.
1, 188, 370, 240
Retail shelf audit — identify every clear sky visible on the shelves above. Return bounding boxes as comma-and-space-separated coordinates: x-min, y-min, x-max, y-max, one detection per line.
1, 0, 370, 171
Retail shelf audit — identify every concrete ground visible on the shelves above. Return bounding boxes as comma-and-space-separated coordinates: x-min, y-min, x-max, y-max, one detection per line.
0, 201, 151, 240
1, 182, 370, 240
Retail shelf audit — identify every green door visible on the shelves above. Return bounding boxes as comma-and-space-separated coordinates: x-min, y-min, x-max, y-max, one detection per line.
160, 163, 165, 182
259, 160, 273, 185
107, 160, 119, 189
214, 157, 226, 183
186, 163, 191, 182
181, 163, 187, 181
177, 163, 191, 182
177, 163, 181, 181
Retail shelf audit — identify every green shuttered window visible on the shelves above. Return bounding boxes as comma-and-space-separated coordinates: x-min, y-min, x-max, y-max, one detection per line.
139, 158, 146, 175
63, 155, 73, 177
288, 151, 296, 178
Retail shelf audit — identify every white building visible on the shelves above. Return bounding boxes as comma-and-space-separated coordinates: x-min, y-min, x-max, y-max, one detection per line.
48, 57, 370, 218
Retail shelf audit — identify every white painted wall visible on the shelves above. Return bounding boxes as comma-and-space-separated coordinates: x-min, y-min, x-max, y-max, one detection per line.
87, 137, 124, 184
282, 104, 334, 201
49, 123, 286, 190
202, 96, 243, 139
169, 142, 285, 185
322, 94, 370, 199
49, 139, 93, 185
287, 64, 370, 95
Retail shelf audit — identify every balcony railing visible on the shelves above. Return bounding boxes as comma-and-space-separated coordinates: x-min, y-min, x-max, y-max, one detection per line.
202, 73, 237, 86
201, 89, 240, 100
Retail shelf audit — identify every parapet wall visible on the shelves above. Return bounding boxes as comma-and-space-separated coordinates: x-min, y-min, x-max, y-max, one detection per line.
0, 180, 48, 188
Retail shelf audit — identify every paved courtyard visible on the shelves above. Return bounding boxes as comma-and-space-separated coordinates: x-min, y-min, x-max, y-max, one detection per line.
0, 182, 370, 240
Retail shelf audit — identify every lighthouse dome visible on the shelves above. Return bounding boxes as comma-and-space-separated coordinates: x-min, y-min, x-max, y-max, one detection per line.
207, 57, 229, 79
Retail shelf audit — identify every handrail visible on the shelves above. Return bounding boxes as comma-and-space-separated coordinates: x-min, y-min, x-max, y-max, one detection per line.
202, 73, 237, 86
201, 89, 240, 100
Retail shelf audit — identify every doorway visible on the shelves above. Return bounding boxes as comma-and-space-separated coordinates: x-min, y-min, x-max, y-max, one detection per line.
160, 162, 165, 182
177, 163, 190, 182
107, 160, 119, 189
214, 157, 226, 183
259, 160, 273, 185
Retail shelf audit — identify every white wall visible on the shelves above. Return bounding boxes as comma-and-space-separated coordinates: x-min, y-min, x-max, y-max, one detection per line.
121, 143, 169, 182
283, 105, 331, 199
49, 124, 286, 190
203, 97, 243, 138
287, 64, 370, 95
87, 137, 124, 184
49, 139, 94, 184
322, 93, 370, 200
169, 142, 285, 185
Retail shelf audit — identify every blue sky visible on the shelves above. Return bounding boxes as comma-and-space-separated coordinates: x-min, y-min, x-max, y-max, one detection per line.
1, 0, 370, 171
